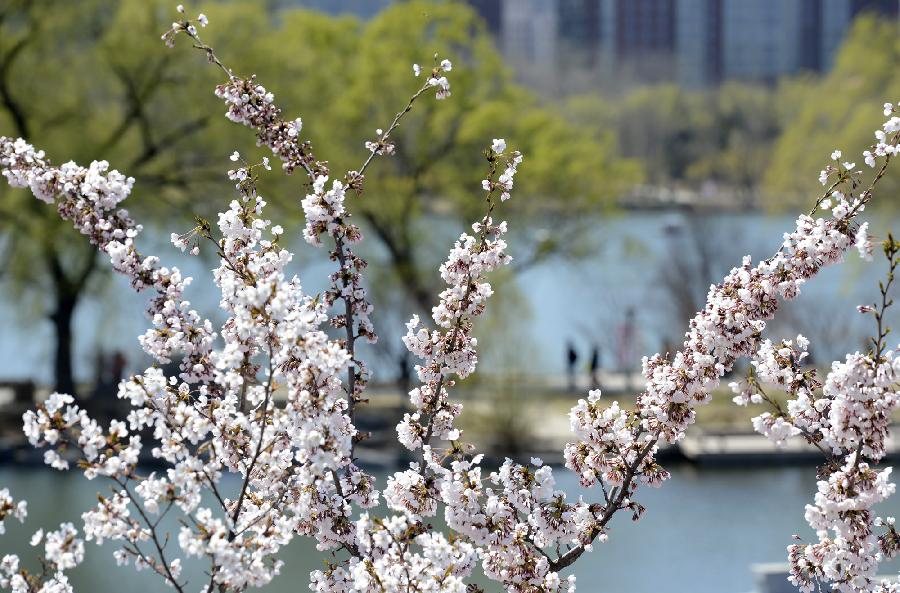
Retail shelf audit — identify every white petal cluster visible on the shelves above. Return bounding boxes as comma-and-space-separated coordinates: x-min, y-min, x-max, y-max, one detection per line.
425, 58, 453, 100
0, 136, 376, 591
216, 77, 376, 406
397, 148, 520, 453
557, 104, 900, 591
0, 513, 82, 593
43, 523, 84, 571
0, 137, 215, 382
728, 282, 900, 587
345, 514, 476, 593
0, 489, 27, 536
790, 457, 897, 593
863, 103, 899, 168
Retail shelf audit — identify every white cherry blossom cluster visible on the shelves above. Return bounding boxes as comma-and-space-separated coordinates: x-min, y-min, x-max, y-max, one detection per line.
22, 392, 140, 475
482, 140, 522, 202
0, 137, 375, 591
208, 57, 384, 416
434, 455, 583, 593
862, 102, 899, 167
790, 457, 896, 593
426, 59, 453, 100
214, 76, 325, 177
554, 106, 900, 580
0, 490, 26, 536
786, 352, 900, 593
733, 329, 900, 592
0, 521, 84, 593
397, 146, 520, 453
0, 136, 216, 383
727, 235, 900, 591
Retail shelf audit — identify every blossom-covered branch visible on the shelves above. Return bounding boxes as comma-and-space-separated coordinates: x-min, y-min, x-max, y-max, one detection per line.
170, 16, 454, 457
730, 228, 900, 592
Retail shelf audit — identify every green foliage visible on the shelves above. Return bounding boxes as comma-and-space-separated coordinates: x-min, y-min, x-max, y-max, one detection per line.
300, 1, 641, 310
563, 80, 783, 190
764, 15, 900, 208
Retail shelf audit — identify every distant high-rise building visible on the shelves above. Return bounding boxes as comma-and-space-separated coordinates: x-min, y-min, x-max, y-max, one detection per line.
676, 0, 722, 87
820, 0, 899, 70
279, 0, 900, 91
277, 0, 394, 19
557, 0, 602, 66
466, 0, 503, 33
500, 0, 559, 87
719, 0, 788, 82
674, 0, 898, 87
797, 0, 824, 72
851, 0, 900, 17
600, 0, 676, 82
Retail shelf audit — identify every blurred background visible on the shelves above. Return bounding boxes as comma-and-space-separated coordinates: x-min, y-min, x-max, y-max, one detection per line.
1, 1, 899, 592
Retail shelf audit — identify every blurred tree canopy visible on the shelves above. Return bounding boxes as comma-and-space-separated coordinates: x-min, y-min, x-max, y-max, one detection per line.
0, 0, 225, 395
563, 82, 784, 191
764, 15, 900, 208
0, 0, 640, 391
562, 13, 900, 208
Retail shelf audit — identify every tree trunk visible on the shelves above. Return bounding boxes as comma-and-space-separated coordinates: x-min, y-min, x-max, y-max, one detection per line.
49, 291, 77, 397
42, 244, 95, 399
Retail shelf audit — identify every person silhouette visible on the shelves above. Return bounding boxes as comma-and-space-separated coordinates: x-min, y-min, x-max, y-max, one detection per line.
566, 340, 578, 392
589, 344, 601, 390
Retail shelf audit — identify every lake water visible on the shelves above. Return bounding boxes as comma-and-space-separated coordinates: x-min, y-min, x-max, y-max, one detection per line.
3, 464, 900, 593
3, 210, 900, 591
1, 210, 897, 387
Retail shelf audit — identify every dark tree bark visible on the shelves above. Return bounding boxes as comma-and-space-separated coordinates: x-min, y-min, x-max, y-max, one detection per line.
42, 243, 96, 399
49, 290, 77, 397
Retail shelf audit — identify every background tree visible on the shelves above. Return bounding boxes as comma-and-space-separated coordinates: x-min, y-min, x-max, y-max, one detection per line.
0, 0, 221, 396
0, 0, 641, 392
562, 81, 783, 192
764, 14, 900, 207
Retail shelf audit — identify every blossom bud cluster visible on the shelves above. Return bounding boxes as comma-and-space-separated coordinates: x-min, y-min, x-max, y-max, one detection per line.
364, 128, 396, 156
215, 76, 323, 177
422, 58, 452, 100
160, 6, 208, 47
